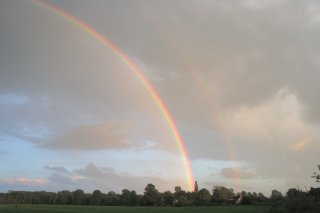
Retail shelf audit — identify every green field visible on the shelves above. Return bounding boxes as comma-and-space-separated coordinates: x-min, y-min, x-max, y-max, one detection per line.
0, 205, 272, 213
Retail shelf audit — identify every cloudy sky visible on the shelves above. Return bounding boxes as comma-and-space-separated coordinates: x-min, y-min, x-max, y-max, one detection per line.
1, 0, 320, 195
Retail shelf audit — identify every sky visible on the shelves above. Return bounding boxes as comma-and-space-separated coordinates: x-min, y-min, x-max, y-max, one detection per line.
1, 0, 320, 195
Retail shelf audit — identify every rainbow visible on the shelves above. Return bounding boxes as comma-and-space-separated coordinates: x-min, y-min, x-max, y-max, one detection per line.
31, 0, 194, 191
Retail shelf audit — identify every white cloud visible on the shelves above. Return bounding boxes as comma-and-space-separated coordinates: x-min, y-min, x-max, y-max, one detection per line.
225, 88, 309, 148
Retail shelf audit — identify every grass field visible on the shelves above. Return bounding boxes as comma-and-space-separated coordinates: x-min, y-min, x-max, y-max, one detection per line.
0, 205, 272, 213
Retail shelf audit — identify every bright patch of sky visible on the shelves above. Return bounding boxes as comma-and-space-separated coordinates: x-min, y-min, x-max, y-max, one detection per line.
0, 93, 28, 106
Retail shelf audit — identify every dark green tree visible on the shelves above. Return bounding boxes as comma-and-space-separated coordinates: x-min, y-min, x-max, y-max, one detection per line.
56, 190, 73, 205
196, 188, 211, 205
162, 191, 174, 206
120, 189, 131, 206
173, 186, 188, 206
104, 191, 119, 206
90, 190, 102, 205
143, 184, 160, 206
285, 188, 319, 213
257, 192, 267, 203
212, 186, 234, 204
130, 190, 138, 206
194, 181, 199, 193
270, 189, 283, 204
72, 189, 85, 205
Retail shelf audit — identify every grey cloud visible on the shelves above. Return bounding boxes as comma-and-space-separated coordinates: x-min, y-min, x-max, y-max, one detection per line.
220, 167, 257, 179
0, 0, 152, 115
46, 0, 320, 130
0, 0, 172, 149
2, 0, 320, 124
203, 180, 254, 193
75, 163, 109, 178
41, 122, 130, 150
74, 163, 167, 193
48, 173, 74, 185
85, 0, 320, 124
43, 165, 69, 174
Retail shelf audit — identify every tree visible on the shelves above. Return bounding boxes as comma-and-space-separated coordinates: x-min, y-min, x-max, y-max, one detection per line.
91, 190, 102, 205
174, 186, 182, 192
285, 188, 319, 213
309, 187, 320, 201
257, 192, 267, 203
173, 186, 188, 206
120, 189, 131, 206
212, 186, 234, 204
130, 190, 138, 206
102, 191, 119, 206
241, 192, 257, 205
196, 188, 211, 205
194, 181, 199, 193
240, 191, 251, 205
72, 189, 85, 205
270, 189, 283, 203
251, 192, 258, 204
143, 184, 160, 206
162, 191, 174, 206
312, 165, 320, 182
56, 190, 73, 205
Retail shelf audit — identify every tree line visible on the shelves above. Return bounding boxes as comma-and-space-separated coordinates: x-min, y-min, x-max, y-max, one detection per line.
1, 165, 320, 212
1, 181, 319, 210
0, 182, 268, 206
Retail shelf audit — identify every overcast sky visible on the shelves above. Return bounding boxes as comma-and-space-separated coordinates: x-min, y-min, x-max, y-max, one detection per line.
1, 0, 320, 195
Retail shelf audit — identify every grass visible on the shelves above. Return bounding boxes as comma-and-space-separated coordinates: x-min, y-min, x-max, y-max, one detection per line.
0, 205, 272, 213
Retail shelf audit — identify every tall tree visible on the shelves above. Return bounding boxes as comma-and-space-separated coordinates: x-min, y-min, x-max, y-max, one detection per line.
162, 191, 174, 206
257, 192, 267, 203
104, 191, 119, 206
130, 190, 138, 206
173, 186, 188, 206
120, 189, 131, 206
212, 186, 234, 204
194, 181, 199, 193
91, 190, 102, 205
143, 183, 160, 206
270, 189, 283, 204
196, 188, 211, 205
72, 189, 85, 205
56, 190, 73, 205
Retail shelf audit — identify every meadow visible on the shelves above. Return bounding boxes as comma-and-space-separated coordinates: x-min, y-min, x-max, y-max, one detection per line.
0, 205, 272, 213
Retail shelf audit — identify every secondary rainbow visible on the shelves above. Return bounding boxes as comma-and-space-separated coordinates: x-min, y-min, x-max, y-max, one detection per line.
32, 0, 194, 190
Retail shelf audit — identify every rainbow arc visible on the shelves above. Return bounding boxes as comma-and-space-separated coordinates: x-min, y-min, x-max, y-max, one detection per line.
32, 0, 194, 191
